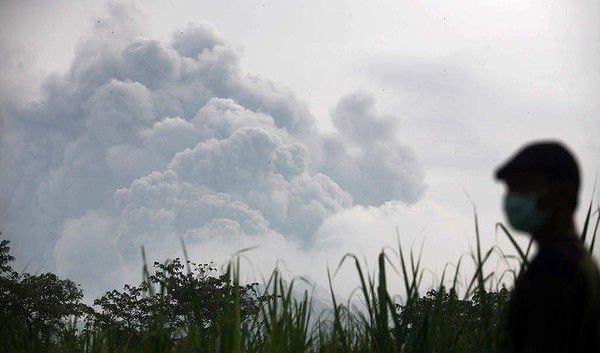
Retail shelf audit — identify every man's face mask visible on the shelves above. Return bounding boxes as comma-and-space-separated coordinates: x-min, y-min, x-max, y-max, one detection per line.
503, 192, 549, 233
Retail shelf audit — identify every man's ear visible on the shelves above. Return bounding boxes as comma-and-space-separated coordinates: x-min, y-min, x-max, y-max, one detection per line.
541, 181, 575, 212
536, 181, 562, 212
536, 191, 554, 212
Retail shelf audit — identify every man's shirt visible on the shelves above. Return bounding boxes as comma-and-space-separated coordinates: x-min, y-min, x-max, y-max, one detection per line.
503, 237, 600, 353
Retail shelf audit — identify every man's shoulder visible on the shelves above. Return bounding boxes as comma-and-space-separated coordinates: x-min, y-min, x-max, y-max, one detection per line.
524, 239, 600, 295
531, 238, 586, 270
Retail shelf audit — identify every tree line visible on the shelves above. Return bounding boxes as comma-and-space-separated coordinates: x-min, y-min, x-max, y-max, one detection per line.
0, 234, 511, 352
0, 235, 261, 350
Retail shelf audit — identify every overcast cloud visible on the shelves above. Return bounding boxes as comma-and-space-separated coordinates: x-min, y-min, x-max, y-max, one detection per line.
0, 2, 437, 297
0, 1, 598, 298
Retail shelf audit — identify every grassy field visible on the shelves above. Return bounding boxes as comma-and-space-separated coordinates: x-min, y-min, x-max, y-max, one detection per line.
1, 195, 598, 353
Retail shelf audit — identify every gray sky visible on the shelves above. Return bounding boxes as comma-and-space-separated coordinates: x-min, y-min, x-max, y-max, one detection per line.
1, 0, 598, 297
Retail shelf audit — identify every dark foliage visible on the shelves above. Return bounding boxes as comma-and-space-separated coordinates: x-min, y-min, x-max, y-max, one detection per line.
88, 258, 261, 345
0, 237, 89, 349
0, 234, 516, 353
396, 286, 510, 352
0, 236, 261, 351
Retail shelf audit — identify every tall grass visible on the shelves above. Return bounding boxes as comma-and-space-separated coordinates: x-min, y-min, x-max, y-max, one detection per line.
3, 192, 599, 353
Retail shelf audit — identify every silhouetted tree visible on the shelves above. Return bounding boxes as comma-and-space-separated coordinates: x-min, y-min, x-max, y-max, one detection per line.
0, 236, 15, 273
89, 258, 261, 344
396, 286, 510, 352
0, 237, 89, 343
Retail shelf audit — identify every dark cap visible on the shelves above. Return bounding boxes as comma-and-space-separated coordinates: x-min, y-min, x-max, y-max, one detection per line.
494, 141, 580, 189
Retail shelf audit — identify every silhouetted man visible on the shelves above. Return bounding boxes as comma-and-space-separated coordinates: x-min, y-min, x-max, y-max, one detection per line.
494, 141, 600, 353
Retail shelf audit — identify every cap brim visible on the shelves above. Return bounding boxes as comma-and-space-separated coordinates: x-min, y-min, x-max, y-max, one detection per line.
494, 160, 527, 180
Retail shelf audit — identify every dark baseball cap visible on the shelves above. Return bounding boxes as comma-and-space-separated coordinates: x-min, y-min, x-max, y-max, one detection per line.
494, 141, 580, 189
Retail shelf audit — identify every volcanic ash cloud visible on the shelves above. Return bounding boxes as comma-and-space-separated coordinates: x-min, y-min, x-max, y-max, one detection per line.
0, 4, 426, 296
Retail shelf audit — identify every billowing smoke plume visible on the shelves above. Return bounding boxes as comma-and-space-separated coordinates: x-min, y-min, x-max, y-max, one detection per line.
0, 3, 427, 296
